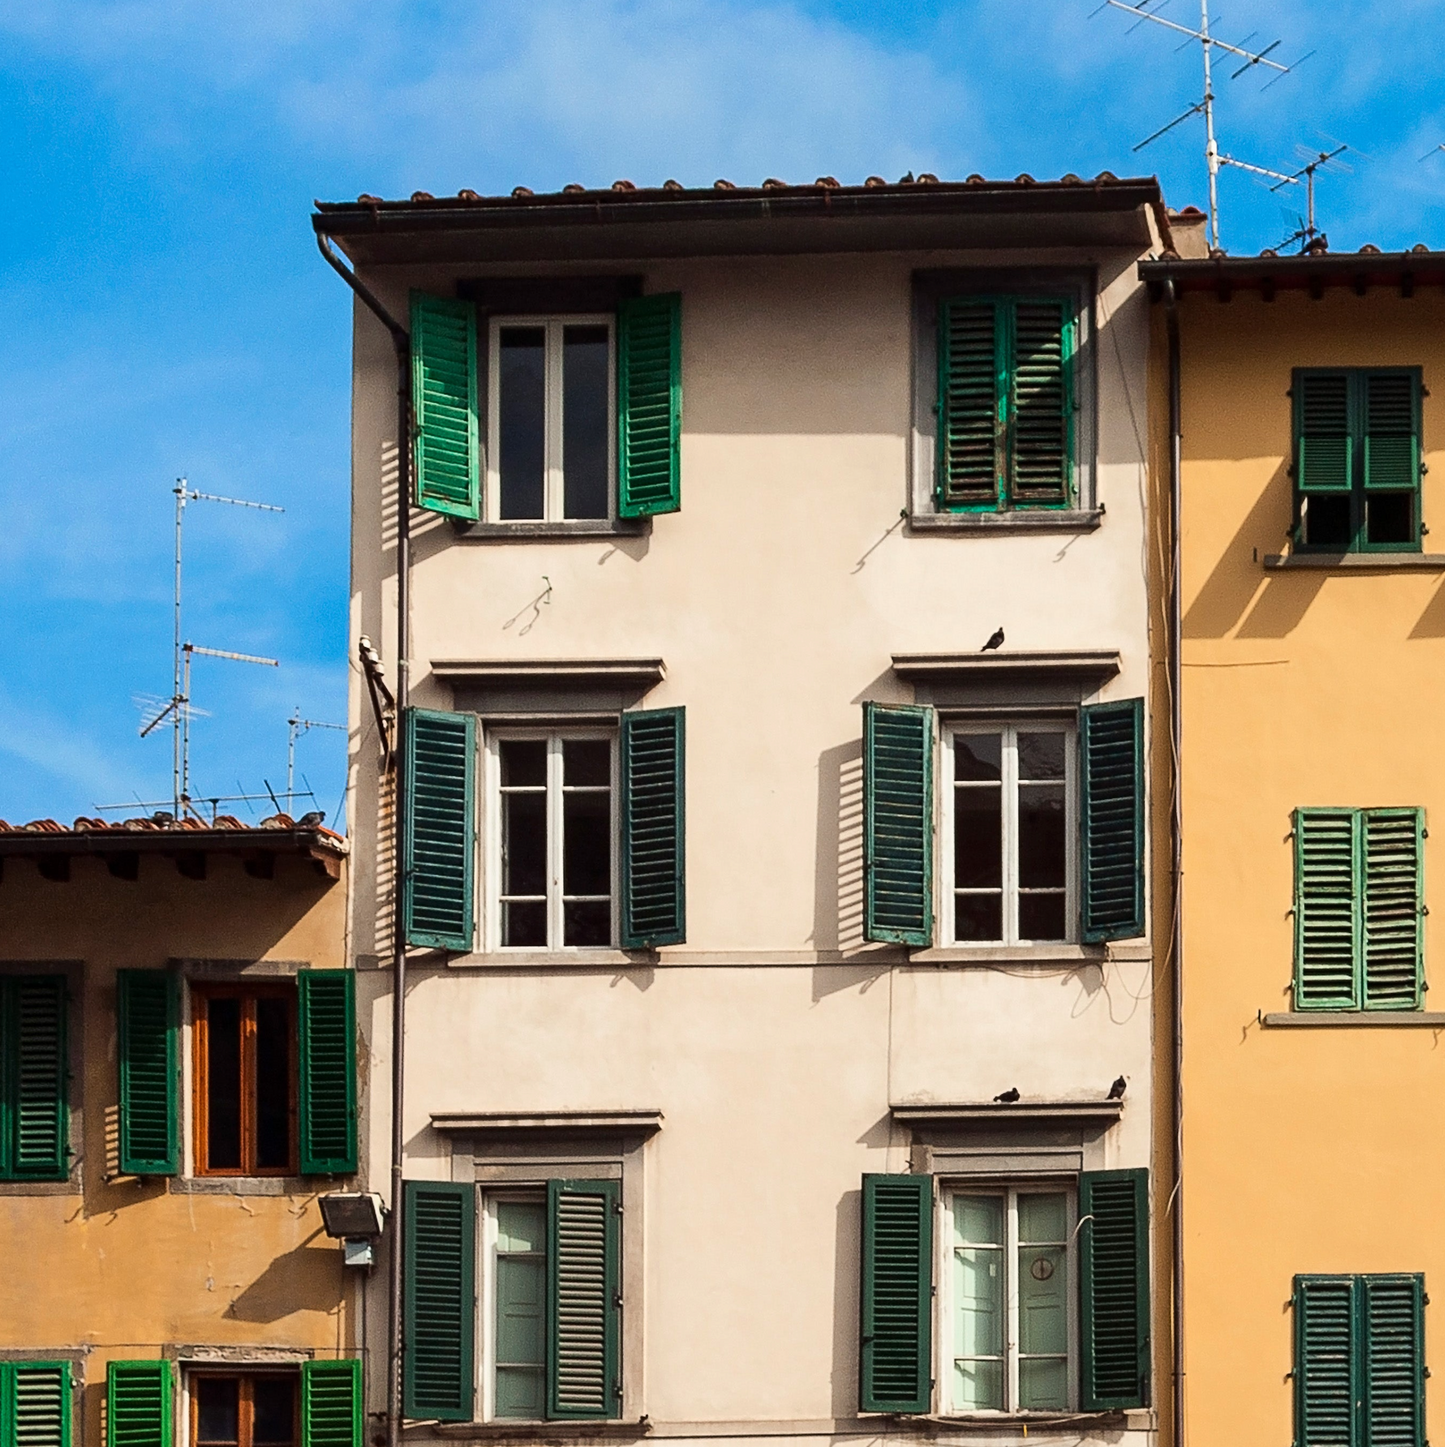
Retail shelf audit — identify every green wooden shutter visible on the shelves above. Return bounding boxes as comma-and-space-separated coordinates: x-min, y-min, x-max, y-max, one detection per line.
937, 298, 1002, 509
617, 293, 681, 517
1295, 809, 1363, 1011
410, 292, 479, 521
403, 1180, 475, 1422
1295, 371, 1353, 494
301, 1360, 362, 1447
1008, 298, 1073, 507
1362, 1274, 1424, 1447
546, 1179, 622, 1420
4, 1364, 71, 1447
1295, 1276, 1356, 1447
402, 708, 476, 953
1361, 810, 1424, 1011
1079, 1167, 1150, 1411
1, 977, 68, 1181
1080, 698, 1146, 943
297, 969, 357, 1175
621, 707, 685, 948
105, 1362, 171, 1447
859, 1173, 932, 1414
1362, 371, 1421, 494
117, 970, 178, 1176
863, 703, 935, 947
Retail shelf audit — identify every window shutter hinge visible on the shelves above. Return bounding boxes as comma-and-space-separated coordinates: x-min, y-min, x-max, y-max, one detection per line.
614, 1292, 624, 1307
1426, 1293, 1432, 1306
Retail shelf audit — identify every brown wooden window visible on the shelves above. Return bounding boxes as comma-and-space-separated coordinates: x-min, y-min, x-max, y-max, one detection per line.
193, 1374, 297, 1447
193, 983, 296, 1176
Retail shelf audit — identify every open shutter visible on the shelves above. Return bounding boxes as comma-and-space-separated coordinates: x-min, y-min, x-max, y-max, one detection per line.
1079, 1168, 1150, 1411
301, 1361, 362, 1447
106, 1362, 171, 1447
937, 299, 1001, 509
546, 1180, 622, 1420
1362, 371, 1421, 494
1361, 810, 1424, 1011
410, 292, 479, 521
117, 970, 178, 1176
1080, 698, 1145, 942
859, 1173, 932, 1414
863, 703, 934, 947
617, 293, 681, 517
1362, 1274, 1424, 1447
1008, 298, 1073, 506
7, 1364, 70, 1447
621, 707, 685, 948
402, 708, 476, 952
1295, 809, 1362, 1011
1295, 371, 1353, 494
1295, 1276, 1357, 1447
403, 1180, 476, 1422
3, 977, 68, 1180
297, 970, 357, 1175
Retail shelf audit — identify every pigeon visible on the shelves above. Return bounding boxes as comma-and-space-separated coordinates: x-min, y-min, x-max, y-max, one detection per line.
1107, 1075, 1127, 1101
993, 1087, 1021, 1104
981, 627, 1005, 653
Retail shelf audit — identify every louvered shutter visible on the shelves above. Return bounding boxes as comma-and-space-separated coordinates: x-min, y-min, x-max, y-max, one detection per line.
297, 970, 357, 1175
937, 299, 1001, 508
402, 708, 476, 953
1295, 372, 1353, 494
1079, 1168, 1150, 1411
621, 707, 685, 948
1295, 1276, 1356, 1447
617, 293, 681, 517
105, 1362, 171, 1447
1362, 1274, 1424, 1447
863, 703, 934, 947
117, 971, 178, 1176
1363, 372, 1421, 494
1080, 699, 1146, 943
546, 1179, 622, 1420
859, 1173, 932, 1414
1361, 810, 1424, 1011
1008, 299, 1073, 506
403, 1180, 476, 1422
1, 977, 68, 1180
301, 1360, 362, 1447
410, 292, 480, 521
5, 1364, 71, 1447
1295, 810, 1362, 1011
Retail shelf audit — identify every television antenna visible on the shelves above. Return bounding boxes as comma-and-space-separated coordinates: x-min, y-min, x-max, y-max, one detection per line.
1102, 0, 1312, 251
286, 712, 346, 813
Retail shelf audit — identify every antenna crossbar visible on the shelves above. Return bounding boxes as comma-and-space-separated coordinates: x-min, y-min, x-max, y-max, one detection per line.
1104, 0, 1289, 71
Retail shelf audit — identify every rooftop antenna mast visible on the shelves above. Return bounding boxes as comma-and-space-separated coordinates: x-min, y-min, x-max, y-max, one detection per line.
286, 712, 346, 813
1265, 144, 1350, 252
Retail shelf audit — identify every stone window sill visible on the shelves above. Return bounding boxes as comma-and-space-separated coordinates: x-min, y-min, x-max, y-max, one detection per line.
171, 1175, 341, 1195
1262, 1011, 1445, 1027
909, 509, 1103, 536
0, 1178, 79, 1196
452, 518, 650, 542
1263, 552, 1445, 571
910, 943, 1150, 965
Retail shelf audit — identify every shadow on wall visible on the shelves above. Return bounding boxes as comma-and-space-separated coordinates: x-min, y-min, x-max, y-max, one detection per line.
831, 1187, 861, 1420
225, 1238, 343, 1323
812, 740, 865, 956
1410, 576, 1445, 638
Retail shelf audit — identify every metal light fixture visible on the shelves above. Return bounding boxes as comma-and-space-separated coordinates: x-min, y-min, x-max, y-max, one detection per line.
319, 1192, 386, 1266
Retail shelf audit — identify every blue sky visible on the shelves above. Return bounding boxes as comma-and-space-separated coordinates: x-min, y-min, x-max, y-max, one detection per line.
2, 0, 1443, 827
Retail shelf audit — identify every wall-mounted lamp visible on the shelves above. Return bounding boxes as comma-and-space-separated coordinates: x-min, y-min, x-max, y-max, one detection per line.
319, 1191, 386, 1268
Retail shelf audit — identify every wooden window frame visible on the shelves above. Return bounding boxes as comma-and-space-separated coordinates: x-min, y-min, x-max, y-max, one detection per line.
191, 982, 298, 1177
189, 1371, 299, 1447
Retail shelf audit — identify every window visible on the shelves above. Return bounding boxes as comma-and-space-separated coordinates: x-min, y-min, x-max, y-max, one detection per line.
1293, 368, 1423, 552
945, 725, 1074, 945
0, 1363, 70, 1447
1294, 1275, 1424, 1447
1294, 808, 1424, 1011
0, 975, 68, 1181
485, 1194, 547, 1419
192, 1375, 296, 1447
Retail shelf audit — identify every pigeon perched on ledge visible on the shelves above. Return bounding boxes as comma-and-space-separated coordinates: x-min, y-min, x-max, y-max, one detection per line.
981, 627, 1005, 652
993, 1086, 1021, 1103
1107, 1076, 1128, 1100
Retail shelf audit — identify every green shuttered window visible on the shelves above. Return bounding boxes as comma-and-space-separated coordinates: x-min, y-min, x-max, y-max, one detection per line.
403, 708, 477, 953
621, 707, 685, 948
546, 1180, 622, 1420
1079, 1168, 1151, 1411
618, 293, 682, 517
937, 296, 1074, 512
1, 1363, 71, 1447
404, 1181, 476, 1422
297, 970, 357, 1175
864, 704, 935, 947
860, 1173, 933, 1413
1295, 1274, 1424, 1447
1080, 698, 1146, 943
301, 1361, 361, 1447
1295, 808, 1424, 1011
0, 976, 68, 1181
411, 292, 480, 521
106, 1362, 171, 1447
118, 970, 178, 1176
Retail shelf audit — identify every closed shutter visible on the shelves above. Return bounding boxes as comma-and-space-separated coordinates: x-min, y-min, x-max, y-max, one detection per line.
546, 1180, 622, 1420
105, 1362, 171, 1447
617, 293, 681, 517
1362, 1275, 1424, 1447
1009, 299, 1073, 506
403, 1180, 476, 1422
937, 299, 1001, 509
1295, 1276, 1356, 1447
859, 1173, 932, 1414
1, 977, 68, 1180
620, 708, 685, 948
301, 1361, 362, 1447
117, 971, 178, 1176
1295, 810, 1363, 1011
5, 1363, 70, 1447
297, 970, 357, 1175
402, 708, 476, 953
410, 292, 480, 521
1295, 371, 1353, 493
1080, 699, 1146, 942
1361, 810, 1424, 1011
1362, 372, 1421, 494
1079, 1168, 1150, 1411
863, 703, 934, 947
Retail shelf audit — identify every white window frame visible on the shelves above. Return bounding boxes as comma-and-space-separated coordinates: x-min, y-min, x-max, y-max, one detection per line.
938, 1182, 1078, 1417
486, 314, 616, 523
484, 727, 620, 952
941, 721, 1077, 947
478, 1188, 548, 1424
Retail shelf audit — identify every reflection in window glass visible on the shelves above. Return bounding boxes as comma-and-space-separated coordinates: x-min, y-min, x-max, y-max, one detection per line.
953, 1194, 1005, 1411
563, 326, 610, 520
499, 328, 545, 520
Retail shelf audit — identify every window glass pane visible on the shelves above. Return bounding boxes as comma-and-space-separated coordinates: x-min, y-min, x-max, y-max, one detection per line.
254, 997, 291, 1171
564, 789, 611, 898
564, 901, 612, 948
955, 894, 1003, 943
953, 1194, 1005, 1412
1303, 493, 1351, 548
1019, 893, 1066, 942
954, 787, 1002, 888
502, 902, 546, 949
563, 325, 610, 520
501, 794, 547, 899
1367, 492, 1414, 546
205, 998, 242, 1170
1017, 732, 1065, 781
251, 1379, 296, 1446
500, 739, 546, 788
195, 1379, 239, 1445
496, 1200, 545, 1253
1018, 783, 1065, 887
563, 739, 610, 788
499, 327, 545, 520
1018, 1192, 1067, 1244
955, 734, 1002, 781
495, 1201, 546, 1420
1019, 1358, 1068, 1411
